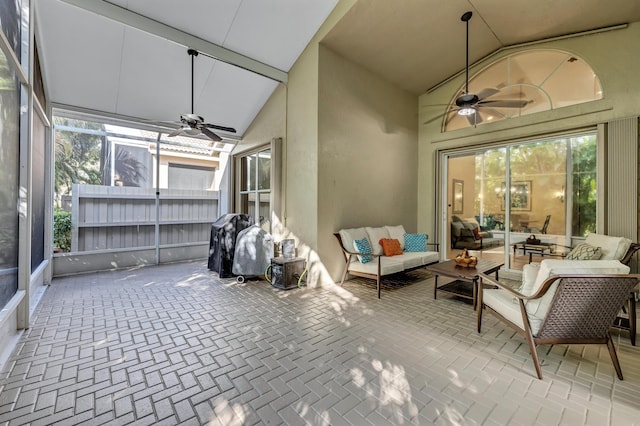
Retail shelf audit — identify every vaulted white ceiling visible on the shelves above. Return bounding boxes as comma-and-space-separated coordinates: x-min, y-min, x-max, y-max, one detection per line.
35, 0, 640, 140
35, 0, 339, 139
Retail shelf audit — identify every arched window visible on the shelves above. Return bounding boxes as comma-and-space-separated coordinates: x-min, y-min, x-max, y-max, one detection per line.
444, 49, 603, 131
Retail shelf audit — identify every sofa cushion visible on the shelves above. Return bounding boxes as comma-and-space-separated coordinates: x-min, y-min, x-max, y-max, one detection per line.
583, 233, 630, 260
366, 227, 389, 255
347, 256, 404, 276
565, 242, 602, 260
339, 227, 368, 254
353, 238, 373, 263
395, 252, 425, 269
379, 238, 403, 256
385, 225, 407, 250
404, 233, 427, 252
451, 221, 465, 237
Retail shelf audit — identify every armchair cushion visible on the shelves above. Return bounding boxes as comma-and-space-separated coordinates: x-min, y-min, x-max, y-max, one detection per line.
565, 242, 602, 260
584, 233, 631, 260
522, 260, 630, 322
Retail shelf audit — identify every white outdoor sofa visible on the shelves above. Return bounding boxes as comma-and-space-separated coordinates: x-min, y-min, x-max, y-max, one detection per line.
334, 225, 439, 298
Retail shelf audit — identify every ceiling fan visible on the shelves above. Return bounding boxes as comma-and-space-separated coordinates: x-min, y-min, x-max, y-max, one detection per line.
168, 48, 237, 142
425, 11, 531, 127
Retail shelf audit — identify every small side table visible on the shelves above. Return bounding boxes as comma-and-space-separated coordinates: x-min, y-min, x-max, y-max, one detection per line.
269, 257, 306, 290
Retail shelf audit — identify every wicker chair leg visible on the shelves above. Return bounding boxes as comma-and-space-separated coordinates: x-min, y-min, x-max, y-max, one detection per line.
377, 275, 381, 299
525, 332, 543, 379
477, 305, 483, 333
606, 335, 624, 380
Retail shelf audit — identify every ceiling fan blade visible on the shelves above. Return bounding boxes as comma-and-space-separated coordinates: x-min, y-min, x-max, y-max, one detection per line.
203, 123, 237, 133
476, 88, 500, 101
201, 127, 222, 142
167, 127, 186, 137
479, 99, 530, 108
466, 111, 482, 126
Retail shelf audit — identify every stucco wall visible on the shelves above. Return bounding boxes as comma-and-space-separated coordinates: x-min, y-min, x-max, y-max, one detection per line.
318, 46, 419, 281
238, 84, 287, 153
418, 22, 640, 242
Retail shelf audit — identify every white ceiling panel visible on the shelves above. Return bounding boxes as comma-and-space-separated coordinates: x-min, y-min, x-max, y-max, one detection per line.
223, 0, 339, 70
35, 0, 336, 139
106, 0, 242, 47
197, 60, 279, 135
116, 27, 194, 121
36, 0, 125, 112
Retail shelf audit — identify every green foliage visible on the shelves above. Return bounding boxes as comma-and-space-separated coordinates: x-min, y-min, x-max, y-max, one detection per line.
571, 136, 597, 236
54, 118, 105, 206
53, 208, 72, 252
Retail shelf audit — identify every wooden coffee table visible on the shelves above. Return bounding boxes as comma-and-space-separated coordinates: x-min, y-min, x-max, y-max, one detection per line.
426, 259, 503, 309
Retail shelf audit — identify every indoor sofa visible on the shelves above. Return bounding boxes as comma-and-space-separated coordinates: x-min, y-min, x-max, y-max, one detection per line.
450, 216, 502, 250
334, 225, 439, 298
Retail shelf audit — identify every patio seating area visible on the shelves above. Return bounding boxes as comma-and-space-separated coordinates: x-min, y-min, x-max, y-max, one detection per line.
1, 261, 639, 425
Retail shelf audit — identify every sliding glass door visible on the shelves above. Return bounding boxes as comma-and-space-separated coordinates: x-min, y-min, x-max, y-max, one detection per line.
444, 131, 597, 270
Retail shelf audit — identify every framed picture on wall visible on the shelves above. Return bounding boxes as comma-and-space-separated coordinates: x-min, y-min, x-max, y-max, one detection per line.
453, 179, 464, 214
500, 181, 531, 211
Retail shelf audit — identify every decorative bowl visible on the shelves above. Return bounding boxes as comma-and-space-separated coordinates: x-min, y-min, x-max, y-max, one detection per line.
454, 249, 478, 268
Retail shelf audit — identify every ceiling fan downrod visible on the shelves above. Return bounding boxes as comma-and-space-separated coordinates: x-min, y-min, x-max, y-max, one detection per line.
188, 48, 198, 114
461, 11, 472, 95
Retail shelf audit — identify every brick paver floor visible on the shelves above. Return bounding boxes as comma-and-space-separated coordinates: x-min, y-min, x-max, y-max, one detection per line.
0, 261, 639, 425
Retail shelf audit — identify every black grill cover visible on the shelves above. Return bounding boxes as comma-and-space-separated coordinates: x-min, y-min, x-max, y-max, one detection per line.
207, 213, 254, 278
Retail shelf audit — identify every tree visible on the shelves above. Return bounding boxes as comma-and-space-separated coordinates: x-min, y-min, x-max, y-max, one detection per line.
54, 118, 104, 206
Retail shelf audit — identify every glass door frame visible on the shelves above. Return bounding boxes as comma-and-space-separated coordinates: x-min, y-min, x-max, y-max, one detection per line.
439, 130, 597, 272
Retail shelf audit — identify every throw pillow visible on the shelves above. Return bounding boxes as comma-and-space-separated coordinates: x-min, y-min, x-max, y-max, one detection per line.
379, 238, 403, 256
385, 225, 407, 250
472, 227, 481, 240
565, 242, 602, 260
353, 238, 373, 263
404, 233, 427, 252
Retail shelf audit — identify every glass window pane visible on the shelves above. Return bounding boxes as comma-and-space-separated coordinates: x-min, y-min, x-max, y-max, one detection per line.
32, 112, 46, 271
248, 154, 256, 191
509, 139, 566, 236
259, 192, 270, 225
571, 135, 597, 236
0, 0, 21, 59
0, 49, 20, 309
258, 149, 271, 190
443, 50, 603, 131
240, 156, 249, 191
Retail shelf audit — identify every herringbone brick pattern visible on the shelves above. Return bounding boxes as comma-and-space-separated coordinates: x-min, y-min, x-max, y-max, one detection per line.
0, 261, 639, 425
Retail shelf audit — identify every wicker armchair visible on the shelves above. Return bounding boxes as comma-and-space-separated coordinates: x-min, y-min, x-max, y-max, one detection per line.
478, 272, 640, 380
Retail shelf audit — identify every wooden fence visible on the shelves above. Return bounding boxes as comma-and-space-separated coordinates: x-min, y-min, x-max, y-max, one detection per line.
71, 184, 219, 252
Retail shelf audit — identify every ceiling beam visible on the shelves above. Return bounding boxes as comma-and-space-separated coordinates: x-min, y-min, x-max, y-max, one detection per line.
58, 0, 288, 83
